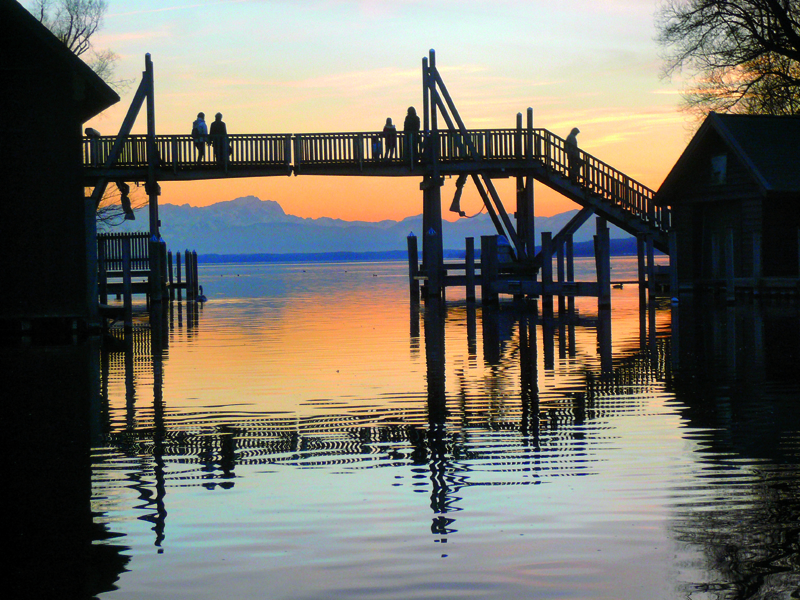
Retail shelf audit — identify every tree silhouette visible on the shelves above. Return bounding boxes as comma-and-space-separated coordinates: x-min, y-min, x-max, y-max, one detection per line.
657, 0, 800, 115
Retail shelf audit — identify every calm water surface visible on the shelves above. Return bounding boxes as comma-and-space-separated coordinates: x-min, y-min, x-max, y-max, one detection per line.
13, 258, 800, 599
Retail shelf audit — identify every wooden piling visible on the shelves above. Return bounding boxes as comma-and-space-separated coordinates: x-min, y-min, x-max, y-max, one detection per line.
725, 227, 735, 303
465, 237, 476, 302
637, 235, 647, 308
167, 250, 174, 300
595, 217, 611, 309
185, 249, 194, 302
192, 250, 200, 298
407, 234, 420, 300
480, 235, 498, 305
122, 237, 133, 330
669, 229, 678, 300
176, 251, 183, 301
646, 234, 655, 303
98, 239, 108, 305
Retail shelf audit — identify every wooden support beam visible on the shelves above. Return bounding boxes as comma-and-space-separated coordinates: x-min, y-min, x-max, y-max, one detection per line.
407, 234, 420, 301
481, 235, 499, 305
465, 237, 476, 302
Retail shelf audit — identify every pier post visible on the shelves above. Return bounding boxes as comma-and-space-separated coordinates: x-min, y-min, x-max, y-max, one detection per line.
407, 233, 420, 301
192, 250, 200, 299
480, 235, 498, 305
566, 234, 575, 313
98, 239, 108, 306
595, 217, 611, 309
465, 237, 476, 302
122, 238, 133, 331
646, 233, 655, 303
421, 176, 444, 298
149, 239, 163, 303
176, 251, 183, 301
637, 234, 647, 308
184, 250, 194, 302
167, 250, 174, 300
556, 237, 565, 313
541, 231, 553, 305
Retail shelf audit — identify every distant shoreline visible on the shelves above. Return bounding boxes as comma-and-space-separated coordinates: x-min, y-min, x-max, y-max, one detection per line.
198, 238, 662, 264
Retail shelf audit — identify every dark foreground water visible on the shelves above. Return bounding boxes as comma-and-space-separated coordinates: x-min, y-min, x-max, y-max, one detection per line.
8, 258, 800, 599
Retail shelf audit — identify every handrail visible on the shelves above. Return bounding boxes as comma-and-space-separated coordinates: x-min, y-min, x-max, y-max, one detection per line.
83, 127, 669, 235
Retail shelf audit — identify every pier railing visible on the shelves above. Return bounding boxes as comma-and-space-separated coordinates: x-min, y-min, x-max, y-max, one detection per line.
84, 133, 292, 171
84, 127, 668, 234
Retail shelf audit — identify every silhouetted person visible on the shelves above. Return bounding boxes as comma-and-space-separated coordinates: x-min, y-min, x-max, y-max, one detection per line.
209, 112, 228, 166
191, 112, 208, 163
565, 127, 581, 182
383, 117, 397, 159
403, 106, 420, 164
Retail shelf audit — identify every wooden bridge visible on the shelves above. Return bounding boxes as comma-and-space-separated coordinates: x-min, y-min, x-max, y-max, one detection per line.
85, 51, 671, 304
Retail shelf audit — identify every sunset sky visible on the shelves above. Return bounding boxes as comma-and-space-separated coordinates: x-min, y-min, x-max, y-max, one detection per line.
80, 0, 693, 222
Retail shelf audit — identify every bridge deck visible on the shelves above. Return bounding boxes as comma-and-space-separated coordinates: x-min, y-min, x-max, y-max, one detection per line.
84, 127, 670, 248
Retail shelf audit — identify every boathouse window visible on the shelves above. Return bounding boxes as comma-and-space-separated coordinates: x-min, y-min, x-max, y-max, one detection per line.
710, 154, 727, 185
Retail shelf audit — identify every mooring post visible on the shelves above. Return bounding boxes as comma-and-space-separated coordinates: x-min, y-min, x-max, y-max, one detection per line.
122, 237, 133, 331
192, 250, 199, 298
480, 235, 498, 305
465, 236, 476, 302
167, 250, 174, 300
646, 233, 655, 303
98, 239, 108, 306
566, 233, 575, 313
637, 234, 647, 309
176, 251, 183, 301
407, 233, 420, 301
557, 237, 565, 313
149, 239, 162, 303
185, 249, 194, 302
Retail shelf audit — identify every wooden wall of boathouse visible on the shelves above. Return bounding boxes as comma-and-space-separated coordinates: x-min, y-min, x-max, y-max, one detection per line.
0, 1, 118, 334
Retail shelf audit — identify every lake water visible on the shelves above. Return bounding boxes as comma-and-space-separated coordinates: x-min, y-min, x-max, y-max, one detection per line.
9, 258, 800, 599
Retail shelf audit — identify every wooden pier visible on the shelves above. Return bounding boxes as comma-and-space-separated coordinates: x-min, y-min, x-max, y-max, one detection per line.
84, 51, 670, 312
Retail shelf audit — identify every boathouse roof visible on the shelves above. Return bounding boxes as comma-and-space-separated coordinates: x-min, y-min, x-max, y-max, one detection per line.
656, 112, 800, 205
3, 0, 119, 122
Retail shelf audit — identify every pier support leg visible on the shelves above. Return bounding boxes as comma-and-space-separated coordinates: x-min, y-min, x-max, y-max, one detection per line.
465, 237, 476, 302
541, 231, 553, 315
421, 176, 444, 298
407, 234, 420, 301
725, 227, 735, 303
595, 217, 611, 310
668, 230, 678, 301
480, 235, 498, 305
566, 234, 575, 313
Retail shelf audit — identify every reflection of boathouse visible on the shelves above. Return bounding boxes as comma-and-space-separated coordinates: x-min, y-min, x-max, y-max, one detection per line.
656, 113, 800, 297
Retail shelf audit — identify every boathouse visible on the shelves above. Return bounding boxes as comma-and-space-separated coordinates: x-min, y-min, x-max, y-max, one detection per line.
655, 112, 800, 297
0, 0, 119, 335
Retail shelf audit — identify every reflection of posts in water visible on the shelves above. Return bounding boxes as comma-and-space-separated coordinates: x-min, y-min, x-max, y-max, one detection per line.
598, 308, 613, 376
482, 305, 501, 366
409, 297, 421, 359
421, 295, 456, 540
467, 301, 477, 363
519, 310, 540, 440
423, 297, 447, 422
542, 307, 555, 371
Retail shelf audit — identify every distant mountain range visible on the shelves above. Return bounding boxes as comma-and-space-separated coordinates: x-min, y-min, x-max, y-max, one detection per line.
102, 195, 635, 257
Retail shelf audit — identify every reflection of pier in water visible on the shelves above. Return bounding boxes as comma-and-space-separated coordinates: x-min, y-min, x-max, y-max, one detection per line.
97, 296, 670, 547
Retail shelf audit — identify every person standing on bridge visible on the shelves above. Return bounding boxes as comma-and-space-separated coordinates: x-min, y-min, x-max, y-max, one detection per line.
210, 112, 229, 167
565, 127, 582, 183
403, 107, 420, 165
383, 117, 397, 159
191, 112, 208, 163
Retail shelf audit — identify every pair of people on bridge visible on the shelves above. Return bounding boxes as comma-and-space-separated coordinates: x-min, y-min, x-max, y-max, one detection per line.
192, 112, 229, 165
